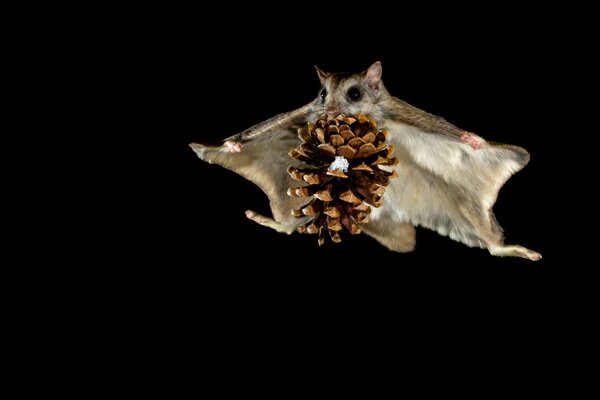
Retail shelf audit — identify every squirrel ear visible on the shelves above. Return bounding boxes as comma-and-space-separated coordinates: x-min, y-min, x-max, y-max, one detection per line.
315, 65, 330, 84
363, 61, 383, 88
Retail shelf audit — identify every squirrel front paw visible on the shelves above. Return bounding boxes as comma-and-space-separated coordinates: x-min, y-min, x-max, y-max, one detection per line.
460, 132, 485, 150
224, 140, 242, 153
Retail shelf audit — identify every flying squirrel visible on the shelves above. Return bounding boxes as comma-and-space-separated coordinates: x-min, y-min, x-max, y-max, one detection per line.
190, 62, 541, 261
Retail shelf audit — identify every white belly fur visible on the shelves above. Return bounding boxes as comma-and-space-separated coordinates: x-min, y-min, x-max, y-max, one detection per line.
369, 121, 523, 248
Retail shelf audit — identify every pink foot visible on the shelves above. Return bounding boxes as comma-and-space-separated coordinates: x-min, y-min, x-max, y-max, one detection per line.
245, 209, 273, 225
460, 132, 485, 150
224, 140, 242, 153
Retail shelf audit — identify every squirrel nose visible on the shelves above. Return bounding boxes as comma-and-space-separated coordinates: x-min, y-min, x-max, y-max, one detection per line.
327, 106, 339, 116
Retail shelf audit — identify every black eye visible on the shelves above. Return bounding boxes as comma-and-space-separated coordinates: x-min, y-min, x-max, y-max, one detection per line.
320, 89, 327, 101
347, 87, 362, 101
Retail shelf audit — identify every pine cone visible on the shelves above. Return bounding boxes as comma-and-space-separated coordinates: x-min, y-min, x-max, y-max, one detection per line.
288, 113, 399, 245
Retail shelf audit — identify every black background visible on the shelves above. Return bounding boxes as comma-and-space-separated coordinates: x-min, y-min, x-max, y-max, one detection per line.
13, 5, 591, 386
54, 7, 593, 378
118, 9, 571, 308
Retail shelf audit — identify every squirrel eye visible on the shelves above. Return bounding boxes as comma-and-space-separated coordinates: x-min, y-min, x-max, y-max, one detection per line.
320, 89, 327, 100
347, 87, 362, 101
